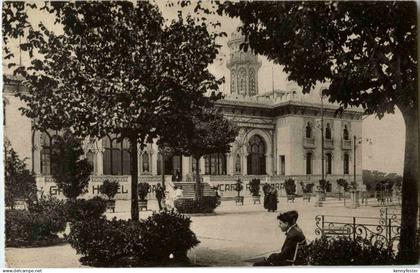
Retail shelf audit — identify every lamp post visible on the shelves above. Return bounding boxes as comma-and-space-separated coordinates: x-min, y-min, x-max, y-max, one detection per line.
315, 91, 325, 207
352, 136, 372, 208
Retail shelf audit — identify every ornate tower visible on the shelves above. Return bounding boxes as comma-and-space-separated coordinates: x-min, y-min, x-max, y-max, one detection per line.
226, 32, 262, 96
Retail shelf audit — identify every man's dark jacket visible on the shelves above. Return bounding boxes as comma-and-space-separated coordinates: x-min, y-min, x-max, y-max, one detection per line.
267, 225, 306, 265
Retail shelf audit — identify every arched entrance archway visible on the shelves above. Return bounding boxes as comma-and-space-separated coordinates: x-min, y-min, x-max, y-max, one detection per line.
247, 135, 266, 175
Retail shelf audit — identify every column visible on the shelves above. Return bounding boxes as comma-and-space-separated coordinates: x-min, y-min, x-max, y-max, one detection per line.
242, 152, 248, 175
226, 153, 233, 175
151, 146, 158, 176
266, 153, 273, 175
182, 156, 190, 178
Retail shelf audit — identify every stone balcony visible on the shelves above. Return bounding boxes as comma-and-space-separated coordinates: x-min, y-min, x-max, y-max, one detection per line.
324, 138, 334, 149
342, 139, 352, 150
303, 137, 315, 149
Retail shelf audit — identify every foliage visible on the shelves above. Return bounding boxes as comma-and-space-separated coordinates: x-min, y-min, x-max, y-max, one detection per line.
4, 140, 37, 208
99, 179, 119, 200
249, 179, 261, 196
300, 182, 314, 194
11, 2, 226, 221
51, 130, 93, 200
5, 209, 66, 247
318, 179, 328, 192
363, 170, 402, 191
67, 211, 199, 267
28, 194, 67, 222
220, 2, 417, 262
174, 196, 220, 213
65, 197, 107, 223
285, 179, 296, 195
140, 210, 200, 262
336, 179, 349, 192
161, 107, 238, 200
138, 183, 150, 202
298, 237, 397, 265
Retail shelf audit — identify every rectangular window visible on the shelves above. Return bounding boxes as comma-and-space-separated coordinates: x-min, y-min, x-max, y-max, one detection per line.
280, 155, 285, 175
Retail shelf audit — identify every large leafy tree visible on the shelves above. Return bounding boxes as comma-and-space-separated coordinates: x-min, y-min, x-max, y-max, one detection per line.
9, 2, 222, 221
160, 105, 238, 200
220, 1, 417, 263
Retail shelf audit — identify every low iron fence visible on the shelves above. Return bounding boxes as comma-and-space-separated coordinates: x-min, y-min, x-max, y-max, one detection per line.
315, 214, 400, 249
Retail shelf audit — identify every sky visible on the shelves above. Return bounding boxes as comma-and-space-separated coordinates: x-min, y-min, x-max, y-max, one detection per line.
3, 1, 406, 175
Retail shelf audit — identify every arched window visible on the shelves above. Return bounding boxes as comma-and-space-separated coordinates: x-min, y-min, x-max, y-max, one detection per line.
40, 131, 61, 175
235, 154, 241, 174
326, 153, 332, 174
306, 152, 312, 175
249, 69, 255, 95
231, 70, 236, 93
325, 123, 332, 139
306, 122, 312, 138
343, 125, 349, 140
204, 153, 227, 175
247, 135, 266, 175
343, 153, 349, 174
142, 153, 150, 173
103, 135, 131, 175
239, 68, 246, 94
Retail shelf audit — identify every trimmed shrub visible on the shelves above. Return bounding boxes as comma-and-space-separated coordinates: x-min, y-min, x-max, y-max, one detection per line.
298, 236, 397, 265
141, 211, 200, 263
249, 179, 261, 196
174, 196, 220, 213
285, 178, 296, 195
138, 182, 150, 201
67, 211, 199, 267
65, 196, 107, 222
5, 209, 66, 247
27, 195, 67, 231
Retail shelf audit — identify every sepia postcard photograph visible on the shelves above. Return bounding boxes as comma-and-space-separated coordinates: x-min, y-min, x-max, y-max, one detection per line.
1, 0, 419, 270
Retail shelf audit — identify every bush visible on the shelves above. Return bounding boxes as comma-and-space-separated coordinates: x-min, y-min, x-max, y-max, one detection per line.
5, 209, 67, 247
99, 179, 119, 200
68, 211, 199, 267
298, 237, 397, 265
28, 195, 67, 230
300, 182, 314, 193
141, 211, 200, 263
65, 197, 107, 222
174, 196, 220, 213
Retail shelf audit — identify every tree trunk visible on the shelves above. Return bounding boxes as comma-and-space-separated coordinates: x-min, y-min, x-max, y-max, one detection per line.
129, 138, 139, 221
398, 106, 419, 264
194, 155, 202, 201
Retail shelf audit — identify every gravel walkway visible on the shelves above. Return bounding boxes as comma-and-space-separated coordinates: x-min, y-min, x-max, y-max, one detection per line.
5, 197, 384, 267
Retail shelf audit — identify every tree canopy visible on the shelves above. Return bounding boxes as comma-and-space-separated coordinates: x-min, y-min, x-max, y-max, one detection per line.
219, 1, 417, 263
5, 1, 233, 220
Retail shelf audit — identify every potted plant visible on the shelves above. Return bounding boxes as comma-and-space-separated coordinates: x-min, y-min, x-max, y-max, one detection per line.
138, 182, 150, 211
285, 178, 296, 202
318, 179, 327, 201
235, 178, 244, 205
336, 179, 348, 200
99, 179, 119, 212
300, 182, 314, 202
249, 179, 261, 204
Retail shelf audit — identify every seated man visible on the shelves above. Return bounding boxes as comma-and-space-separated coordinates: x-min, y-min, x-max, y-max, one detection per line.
254, 210, 306, 266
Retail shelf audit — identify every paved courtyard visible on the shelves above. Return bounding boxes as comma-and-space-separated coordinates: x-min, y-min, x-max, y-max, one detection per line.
5, 196, 388, 267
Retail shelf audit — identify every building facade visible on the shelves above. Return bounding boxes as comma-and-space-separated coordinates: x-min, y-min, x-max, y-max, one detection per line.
3, 33, 364, 200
